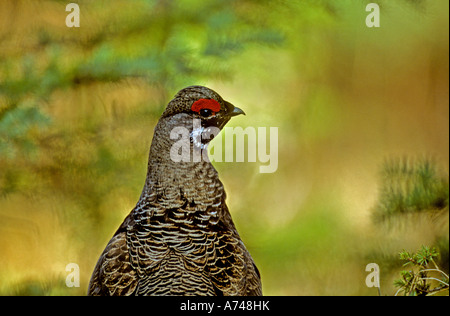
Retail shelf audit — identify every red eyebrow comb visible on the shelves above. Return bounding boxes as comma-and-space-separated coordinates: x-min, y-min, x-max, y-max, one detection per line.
191, 99, 221, 113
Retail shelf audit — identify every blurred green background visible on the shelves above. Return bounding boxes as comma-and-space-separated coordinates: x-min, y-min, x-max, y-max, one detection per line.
0, 0, 448, 295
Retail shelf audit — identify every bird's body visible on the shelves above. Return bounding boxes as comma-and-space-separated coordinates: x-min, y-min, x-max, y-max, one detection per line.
88, 86, 262, 296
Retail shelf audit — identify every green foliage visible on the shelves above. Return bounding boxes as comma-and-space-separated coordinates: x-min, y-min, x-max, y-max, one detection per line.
372, 158, 449, 222
394, 246, 449, 296
399, 246, 438, 268
0, 103, 51, 159
371, 158, 449, 296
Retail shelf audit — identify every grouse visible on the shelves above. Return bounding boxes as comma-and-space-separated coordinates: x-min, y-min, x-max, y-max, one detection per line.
88, 85, 262, 296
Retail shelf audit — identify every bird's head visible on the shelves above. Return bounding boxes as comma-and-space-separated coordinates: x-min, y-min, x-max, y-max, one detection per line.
162, 85, 245, 131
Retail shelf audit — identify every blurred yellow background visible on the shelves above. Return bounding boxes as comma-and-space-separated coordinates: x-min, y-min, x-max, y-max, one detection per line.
0, 0, 448, 295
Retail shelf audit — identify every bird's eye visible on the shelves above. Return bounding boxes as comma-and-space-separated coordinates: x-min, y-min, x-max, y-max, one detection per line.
191, 99, 220, 118
199, 108, 213, 117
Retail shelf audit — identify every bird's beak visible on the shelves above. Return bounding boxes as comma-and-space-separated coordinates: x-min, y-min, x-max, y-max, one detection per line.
225, 101, 246, 117
231, 106, 245, 117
